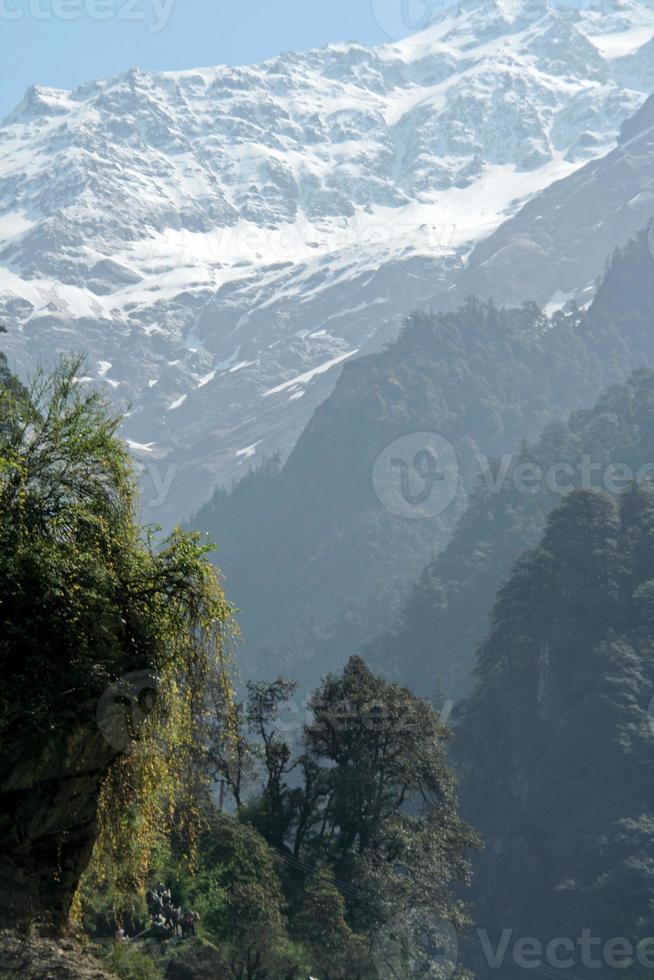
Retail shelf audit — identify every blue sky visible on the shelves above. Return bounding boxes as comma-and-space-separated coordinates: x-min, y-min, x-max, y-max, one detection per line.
0, 0, 433, 120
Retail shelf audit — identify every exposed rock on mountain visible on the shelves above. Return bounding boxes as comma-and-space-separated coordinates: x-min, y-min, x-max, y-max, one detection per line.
0, 930, 114, 980
457, 90, 654, 310
1, 0, 654, 525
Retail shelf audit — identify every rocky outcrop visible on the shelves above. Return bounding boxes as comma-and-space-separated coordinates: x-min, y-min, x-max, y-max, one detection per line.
0, 930, 114, 980
0, 723, 119, 932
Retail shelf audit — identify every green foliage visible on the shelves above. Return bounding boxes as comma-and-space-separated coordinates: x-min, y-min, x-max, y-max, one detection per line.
104, 942, 164, 980
293, 871, 371, 979
218, 657, 479, 977
118, 656, 479, 977
0, 356, 235, 919
189, 811, 310, 979
77, 877, 150, 938
0, 356, 136, 733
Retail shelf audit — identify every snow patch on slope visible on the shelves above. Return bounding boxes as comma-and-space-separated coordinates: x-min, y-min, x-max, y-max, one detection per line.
1, 0, 653, 524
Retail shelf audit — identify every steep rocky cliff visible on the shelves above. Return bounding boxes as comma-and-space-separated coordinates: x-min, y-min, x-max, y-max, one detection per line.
0, 724, 120, 932
0, 930, 114, 980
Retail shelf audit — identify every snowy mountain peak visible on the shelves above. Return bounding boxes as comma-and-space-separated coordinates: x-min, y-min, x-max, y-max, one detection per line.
1, 0, 654, 525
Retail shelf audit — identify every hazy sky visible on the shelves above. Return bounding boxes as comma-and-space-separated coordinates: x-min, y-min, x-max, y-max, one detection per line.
0, 0, 435, 120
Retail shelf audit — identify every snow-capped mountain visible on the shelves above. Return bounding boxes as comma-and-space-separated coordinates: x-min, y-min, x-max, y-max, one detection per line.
1, 0, 653, 525
456, 88, 654, 311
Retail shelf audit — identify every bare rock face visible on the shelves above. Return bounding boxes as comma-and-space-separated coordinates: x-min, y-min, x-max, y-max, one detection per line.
458, 92, 654, 311
0, 722, 119, 931
0, 931, 114, 980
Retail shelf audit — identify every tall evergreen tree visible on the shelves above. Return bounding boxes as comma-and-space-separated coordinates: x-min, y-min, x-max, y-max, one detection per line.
458, 487, 654, 979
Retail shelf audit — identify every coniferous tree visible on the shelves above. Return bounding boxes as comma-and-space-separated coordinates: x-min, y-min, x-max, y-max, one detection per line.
458, 487, 654, 979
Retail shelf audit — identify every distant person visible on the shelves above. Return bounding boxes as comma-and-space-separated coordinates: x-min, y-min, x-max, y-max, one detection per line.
147, 887, 163, 923
181, 909, 200, 939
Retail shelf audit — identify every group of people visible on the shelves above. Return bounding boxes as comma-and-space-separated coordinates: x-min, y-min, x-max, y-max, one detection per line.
146, 881, 201, 939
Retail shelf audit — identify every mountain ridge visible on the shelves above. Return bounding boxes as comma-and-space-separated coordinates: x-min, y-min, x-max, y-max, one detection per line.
194, 227, 654, 688
1, 0, 654, 524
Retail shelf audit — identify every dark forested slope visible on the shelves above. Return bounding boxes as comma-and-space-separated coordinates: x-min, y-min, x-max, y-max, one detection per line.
194, 229, 654, 688
368, 364, 654, 700
456, 486, 654, 979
